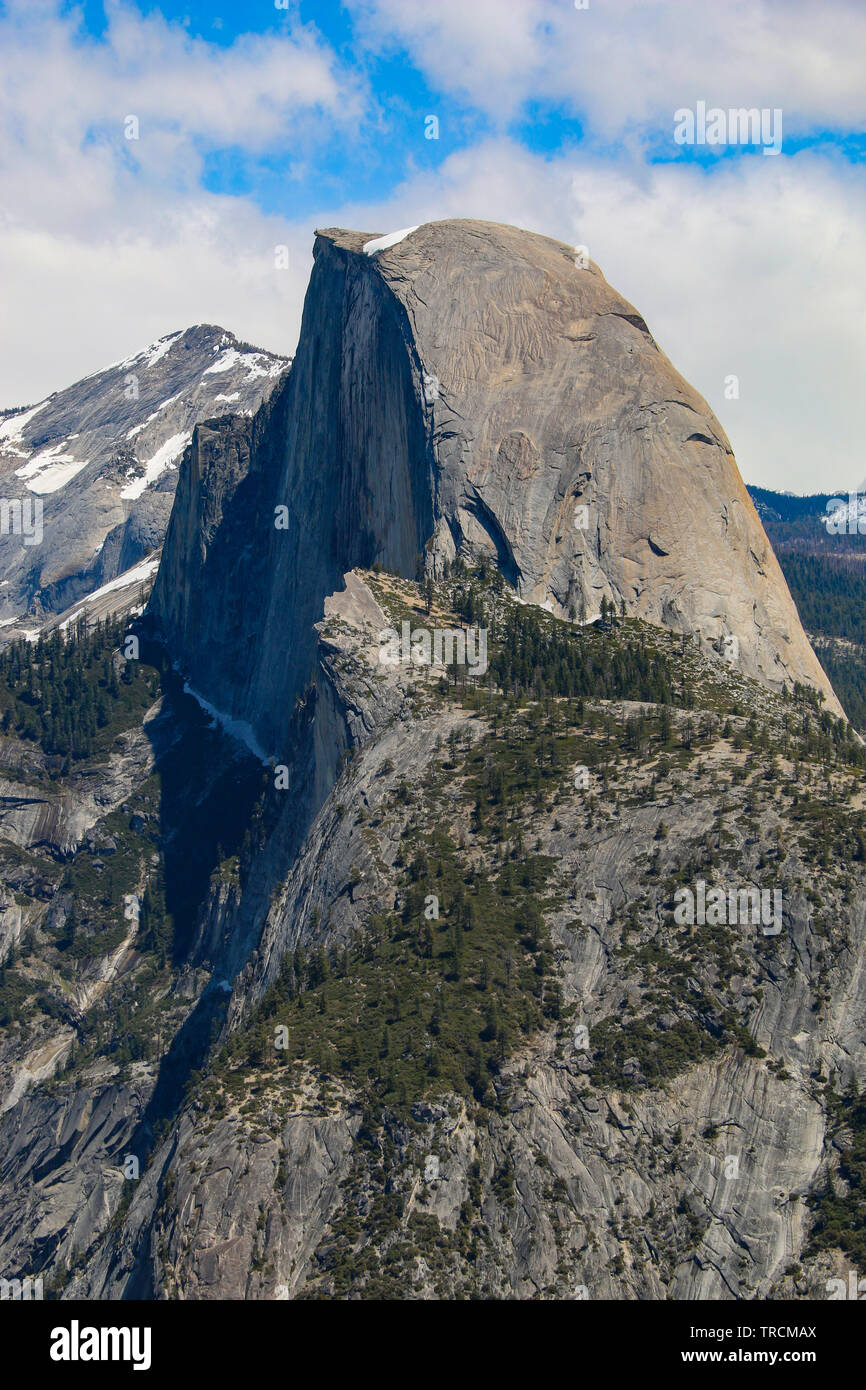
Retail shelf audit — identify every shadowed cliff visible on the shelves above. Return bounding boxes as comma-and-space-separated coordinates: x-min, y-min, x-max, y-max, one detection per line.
150, 219, 842, 760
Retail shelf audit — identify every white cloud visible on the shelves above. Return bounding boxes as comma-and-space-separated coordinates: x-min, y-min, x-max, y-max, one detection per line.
1, 0, 864, 497
0, 210, 313, 405
323, 140, 866, 492
1, 0, 361, 172
349, 0, 866, 139
0, 1, 361, 401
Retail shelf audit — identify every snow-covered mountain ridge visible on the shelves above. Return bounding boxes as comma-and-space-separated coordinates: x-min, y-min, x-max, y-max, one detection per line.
0, 325, 289, 633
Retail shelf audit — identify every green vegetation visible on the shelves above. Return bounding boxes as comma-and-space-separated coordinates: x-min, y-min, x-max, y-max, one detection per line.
748, 486, 866, 557
813, 645, 866, 733
214, 564, 865, 1124
806, 1087, 866, 1266
744, 491, 866, 732
487, 603, 675, 704
780, 555, 866, 646
218, 830, 560, 1111
300, 1152, 484, 1299
0, 617, 159, 761
7, 555, 866, 1293
438, 560, 862, 767
0, 965, 30, 1027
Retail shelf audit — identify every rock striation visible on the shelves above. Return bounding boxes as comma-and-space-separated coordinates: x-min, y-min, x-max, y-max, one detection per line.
0, 221, 857, 1304
42, 571, 866, 1301
150, 220, 841, 756
0, 325, 288, 628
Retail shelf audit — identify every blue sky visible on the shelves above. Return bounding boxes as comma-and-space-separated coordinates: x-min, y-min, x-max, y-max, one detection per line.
1, 0, 865, 491
65, 0, 866, 214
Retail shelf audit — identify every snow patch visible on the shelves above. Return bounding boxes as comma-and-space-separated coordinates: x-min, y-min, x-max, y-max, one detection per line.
0, 402, 47, 443
363, 226, 419, 254
15, 444, 89, 493
27, 459, 89, 494
204, 348, 285, 383
182, 681, 269, 765
238, 353, 286, 381
125, 393, 182, 440
120, 431, 191, 500
112, 331, 183, 375
84, 557, 159, 603
202, 348, 242, 375
143, 334, 182, 368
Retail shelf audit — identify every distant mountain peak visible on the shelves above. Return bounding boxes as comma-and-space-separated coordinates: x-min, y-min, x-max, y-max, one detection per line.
0, 325, 290, 631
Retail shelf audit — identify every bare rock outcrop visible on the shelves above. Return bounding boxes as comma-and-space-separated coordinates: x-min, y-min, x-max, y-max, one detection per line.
151, 220, 841, 762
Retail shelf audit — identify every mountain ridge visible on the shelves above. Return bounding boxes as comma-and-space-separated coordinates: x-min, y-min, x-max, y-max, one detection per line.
0, 221, 862, 1303
150, 219, 843, 777
0, 324, 289, 633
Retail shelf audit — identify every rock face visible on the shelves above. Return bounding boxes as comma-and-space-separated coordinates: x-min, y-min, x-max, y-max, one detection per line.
0, 325, 289, 628
150, 220, 841, 758
23, 569, 860, 1303
0, 221, 859, 1304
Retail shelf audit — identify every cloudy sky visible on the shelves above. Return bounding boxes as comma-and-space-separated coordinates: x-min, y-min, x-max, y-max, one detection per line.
1, 0, 864, 492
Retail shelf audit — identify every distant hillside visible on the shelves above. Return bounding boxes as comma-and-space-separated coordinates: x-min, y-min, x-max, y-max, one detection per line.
748, 484, 866, 555
748, 484, 866, 728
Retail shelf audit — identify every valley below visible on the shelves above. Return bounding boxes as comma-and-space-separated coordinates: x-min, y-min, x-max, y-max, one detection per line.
1, 219, 864, 1303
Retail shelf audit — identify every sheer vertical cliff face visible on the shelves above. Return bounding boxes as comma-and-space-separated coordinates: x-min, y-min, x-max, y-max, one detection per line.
150, 219, 841, 757
0, 225, 857, 1300
151, 231, 435, 757
43, 572, 863, 1303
